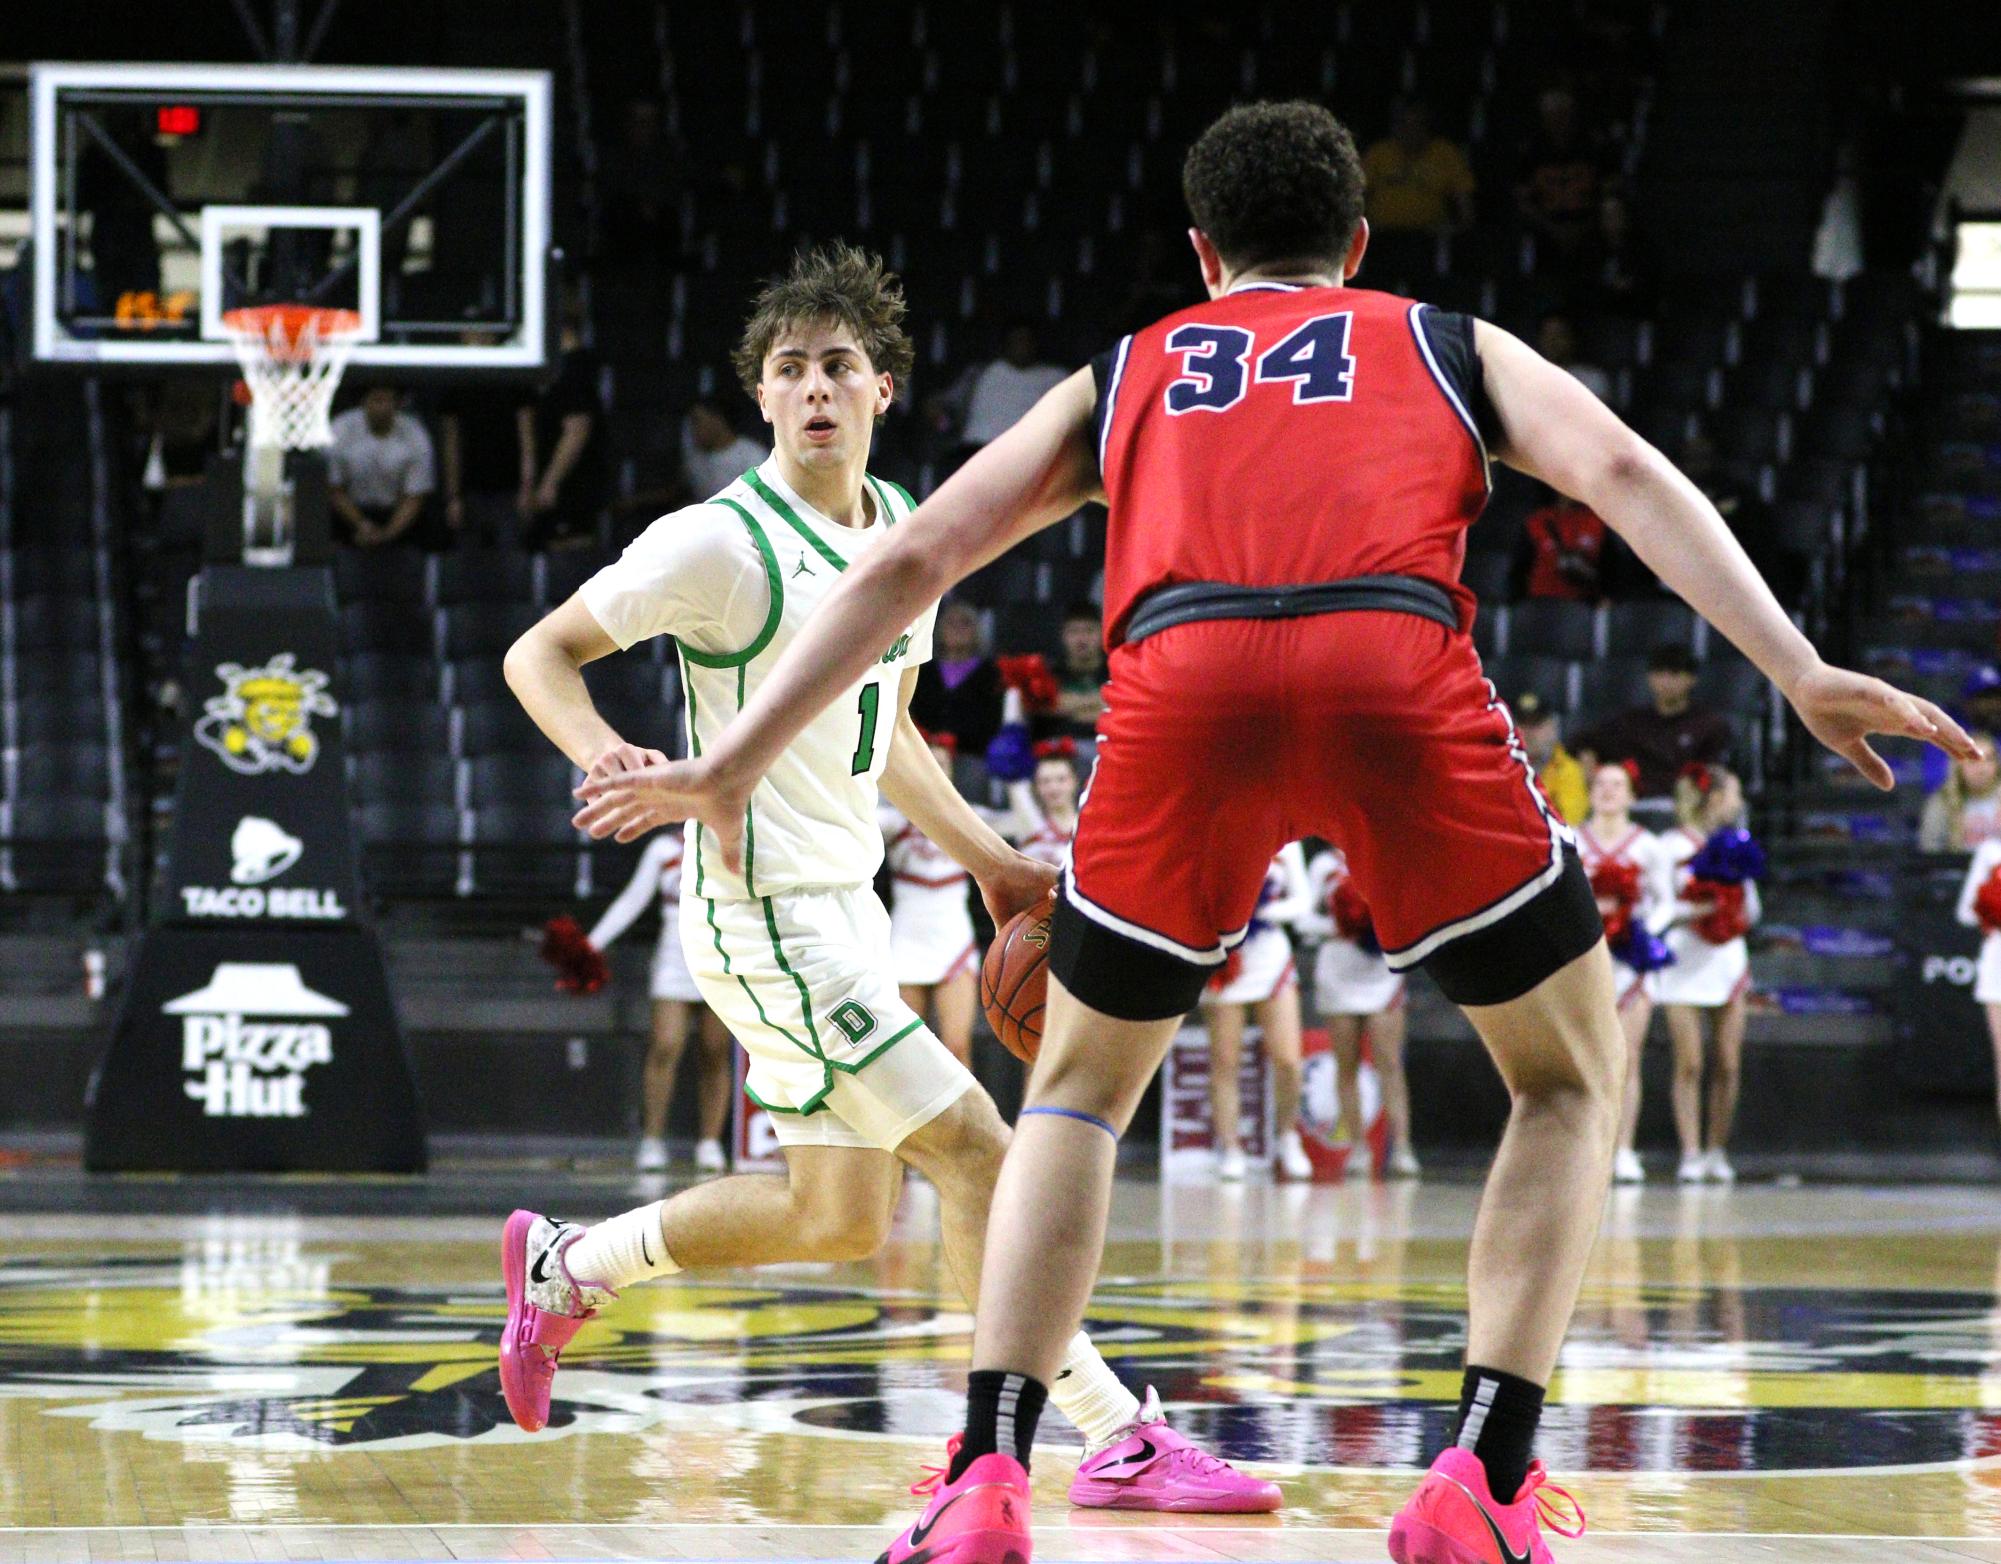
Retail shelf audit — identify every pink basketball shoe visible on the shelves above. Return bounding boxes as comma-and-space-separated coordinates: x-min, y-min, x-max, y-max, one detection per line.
499, 1208, 614, 1433
1387, 1447, 1585, 1564
1066, 1388, 1282, 1513
880, 1446, 1032, 1564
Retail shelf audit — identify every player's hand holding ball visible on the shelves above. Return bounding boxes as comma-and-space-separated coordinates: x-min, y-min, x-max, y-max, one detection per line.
977, 851, 1059, 929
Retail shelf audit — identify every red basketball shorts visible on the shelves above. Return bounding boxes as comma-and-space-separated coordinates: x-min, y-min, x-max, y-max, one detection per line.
1049, 611, 1601, 1017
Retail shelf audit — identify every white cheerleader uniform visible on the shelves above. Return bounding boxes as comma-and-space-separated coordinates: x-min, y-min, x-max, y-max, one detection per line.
1576, 822, 1676, 1010
1204, 842, 1311, 1007
587, 828, 702, 1003
1956, 839, 2001, 1003
1004, 778, 1077, 869
1017, 816, 1075, 869
1654, 825, 1761, 1007
880, 806, 977, 986
1302, 848, 1405, 1016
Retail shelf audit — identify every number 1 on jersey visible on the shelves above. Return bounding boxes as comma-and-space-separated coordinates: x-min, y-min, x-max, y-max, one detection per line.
851, 682, 880, 774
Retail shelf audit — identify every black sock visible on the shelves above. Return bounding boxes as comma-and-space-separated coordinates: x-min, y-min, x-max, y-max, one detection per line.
948, 1371, 1049, 1482
1453, 1365, 1546, 1504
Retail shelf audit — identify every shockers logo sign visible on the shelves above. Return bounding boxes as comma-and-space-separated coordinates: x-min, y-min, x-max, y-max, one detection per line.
194, 654, 337, 775
164, 963, 347, 1118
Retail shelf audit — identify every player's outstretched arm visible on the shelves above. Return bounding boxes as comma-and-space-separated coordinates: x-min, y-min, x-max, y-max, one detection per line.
574, 370, 1102, 863
1473, 320, 1979, 790
880, 672, 1057, 926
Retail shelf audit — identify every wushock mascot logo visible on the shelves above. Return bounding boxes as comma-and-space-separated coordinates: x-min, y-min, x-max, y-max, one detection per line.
194, 654, 337, 775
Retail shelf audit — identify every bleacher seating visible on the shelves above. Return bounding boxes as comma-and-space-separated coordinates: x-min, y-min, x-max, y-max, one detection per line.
0, 0, 1931, 915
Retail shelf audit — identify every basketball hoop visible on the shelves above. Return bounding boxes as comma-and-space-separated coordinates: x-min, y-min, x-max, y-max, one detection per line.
222, 304, 364, 453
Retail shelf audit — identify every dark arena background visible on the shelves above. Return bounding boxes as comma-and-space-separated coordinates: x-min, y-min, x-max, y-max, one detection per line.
1, 1, 2000, 1559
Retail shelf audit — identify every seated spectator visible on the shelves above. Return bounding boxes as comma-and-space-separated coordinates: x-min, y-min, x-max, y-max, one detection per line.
1574, 642, 1734, 799
909, 599, 1004, 755
1512, 486, 1611, 601
1361, 98, 1476, 234
681, 398, 767, 500
1514, 86, 1613, 260
1034, 603, 1109, 743
520, 299, 607, 551
1537, 313, 1613, 402
1679, 433, 1800, 607
327, 385, 436, 549
929, 322, 1066, 471
1513, 691, 1589, 825
1919, 731, 2000, 852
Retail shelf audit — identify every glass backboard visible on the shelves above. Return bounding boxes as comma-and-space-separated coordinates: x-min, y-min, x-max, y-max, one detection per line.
30, 62, 551, 370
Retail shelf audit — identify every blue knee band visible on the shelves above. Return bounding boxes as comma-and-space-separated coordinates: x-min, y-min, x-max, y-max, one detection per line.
1019, 1105, 1119, 1139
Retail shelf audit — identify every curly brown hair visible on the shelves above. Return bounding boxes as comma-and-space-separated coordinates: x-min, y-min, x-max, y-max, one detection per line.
1182, 100, 1365, 273
731, 243, 916, 409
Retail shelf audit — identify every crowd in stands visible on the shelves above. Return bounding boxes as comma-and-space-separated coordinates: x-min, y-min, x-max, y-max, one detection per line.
23, 0, 1944, 916
274, 44, 1808, 829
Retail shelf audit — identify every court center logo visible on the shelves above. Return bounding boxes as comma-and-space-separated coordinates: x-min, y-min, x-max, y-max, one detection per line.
166, 962, 346, 1118
194, 653, 337, 775
0, 1262, 1994, 1473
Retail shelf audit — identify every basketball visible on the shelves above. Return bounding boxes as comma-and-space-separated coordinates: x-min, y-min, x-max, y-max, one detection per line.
980, 894, 1056, 1063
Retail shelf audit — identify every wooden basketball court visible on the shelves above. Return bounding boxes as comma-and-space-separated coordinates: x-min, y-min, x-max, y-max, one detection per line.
0, 1176, 1996, 1562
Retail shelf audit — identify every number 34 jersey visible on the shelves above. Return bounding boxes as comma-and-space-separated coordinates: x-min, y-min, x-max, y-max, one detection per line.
581, 458, 935, 902
1090, 283, 1491, 650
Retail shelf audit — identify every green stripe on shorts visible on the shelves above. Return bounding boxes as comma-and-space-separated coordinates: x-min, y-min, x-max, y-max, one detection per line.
834, 1016, 925, 1075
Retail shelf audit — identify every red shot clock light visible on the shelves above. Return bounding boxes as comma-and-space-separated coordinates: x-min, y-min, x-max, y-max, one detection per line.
156, 104, 201, 137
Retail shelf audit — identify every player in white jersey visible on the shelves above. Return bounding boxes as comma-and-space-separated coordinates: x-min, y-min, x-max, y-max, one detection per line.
584, 825, 732, 1172
1300, 845, 1416, 1179
497, 246, 1277, 1514
1575, 763, 1677, 1185
1200, 842, 1313, 1180
880, 730, 979, 1066
1010, 740, 1082, 868
1655, 764, 1760, 1183
1954, 837, 2001, 1133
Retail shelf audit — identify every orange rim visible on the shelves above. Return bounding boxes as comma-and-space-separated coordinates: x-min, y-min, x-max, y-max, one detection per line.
222, 304, 364, 362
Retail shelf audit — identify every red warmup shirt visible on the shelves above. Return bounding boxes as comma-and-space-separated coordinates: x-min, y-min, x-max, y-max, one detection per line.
1090, 282, 1492, 648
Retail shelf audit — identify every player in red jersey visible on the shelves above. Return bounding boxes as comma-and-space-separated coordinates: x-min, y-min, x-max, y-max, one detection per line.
573, 103, 1976, 1564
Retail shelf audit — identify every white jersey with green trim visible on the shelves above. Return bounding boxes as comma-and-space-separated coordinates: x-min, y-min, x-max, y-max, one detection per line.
580, 457, 935, 901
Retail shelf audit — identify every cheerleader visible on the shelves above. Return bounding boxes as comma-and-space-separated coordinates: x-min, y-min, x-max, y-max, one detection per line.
881, 731, 979, 1067
1202, 841, 1314, 1180
586, 825, 731, 1173
1654, 764, 1762, 1183
1009, 741, 1081, 868
1578, 762, 1677, 1184
1954, 836, 2001, 1132
1301, 845, 1417, 1178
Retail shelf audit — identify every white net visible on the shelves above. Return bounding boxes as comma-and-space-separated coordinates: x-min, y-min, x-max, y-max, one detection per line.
223, 306, 364, 452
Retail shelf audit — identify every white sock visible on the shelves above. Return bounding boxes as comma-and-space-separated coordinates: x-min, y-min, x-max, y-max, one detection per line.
565, 1201, 680, 1290
1048, 1331, 1143, 1450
